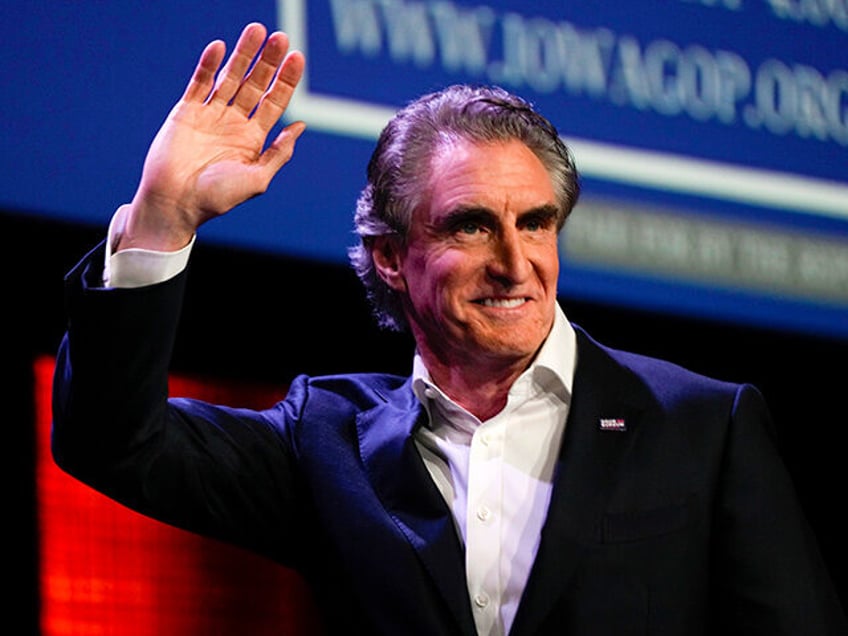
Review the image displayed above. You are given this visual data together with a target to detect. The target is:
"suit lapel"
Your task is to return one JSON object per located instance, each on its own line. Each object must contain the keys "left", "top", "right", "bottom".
{"left": 510, "top": 326, "right": 652, "bottom": 636}
{"left": 356, "top": 380, "right": 476, "bottom": 634}
{"left": 355, "top": 328, "right": 655, "bottom": 635}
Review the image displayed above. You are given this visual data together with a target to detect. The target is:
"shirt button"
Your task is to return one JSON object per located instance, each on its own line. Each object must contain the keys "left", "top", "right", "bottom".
{"left": 480, "top": 432, "right": 491, "bottom": 446}
{"left": 423, "top": 387, "right": 437, "bottom": 399}
{"left": 473, "top": 592, "right": 490, "bottom": 608}
{"left": 476, "top": 505, "right": 492, "bottom": 522}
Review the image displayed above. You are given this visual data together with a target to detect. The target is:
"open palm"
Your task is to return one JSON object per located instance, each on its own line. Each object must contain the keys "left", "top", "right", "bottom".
{"left": 121, "top": 23, "right": 305, "bottom": 251}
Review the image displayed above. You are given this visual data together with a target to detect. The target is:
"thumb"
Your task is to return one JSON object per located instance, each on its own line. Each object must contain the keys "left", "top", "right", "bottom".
{"left": 261, "top": 121, "right": 307, "bottom": 174}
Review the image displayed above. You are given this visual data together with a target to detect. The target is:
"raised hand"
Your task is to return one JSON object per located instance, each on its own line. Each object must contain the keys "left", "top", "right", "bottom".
{"left": 117, "top": 23, "right": 306, "bottom": 252}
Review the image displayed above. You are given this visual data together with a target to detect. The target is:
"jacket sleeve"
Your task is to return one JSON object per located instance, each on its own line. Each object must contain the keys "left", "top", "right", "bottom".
{"left": 51, "top": 243, "right": 306, "bottom": 564}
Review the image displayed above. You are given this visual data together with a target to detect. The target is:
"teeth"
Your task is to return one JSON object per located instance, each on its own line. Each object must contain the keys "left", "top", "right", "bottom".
{"left": 479, "top": 298, "right": 526, "bottom": 308}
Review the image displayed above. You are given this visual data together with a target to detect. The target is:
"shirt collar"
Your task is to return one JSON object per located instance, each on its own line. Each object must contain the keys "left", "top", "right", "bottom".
{"left": 412, "top": 302, "right": 577, "bottom": 418}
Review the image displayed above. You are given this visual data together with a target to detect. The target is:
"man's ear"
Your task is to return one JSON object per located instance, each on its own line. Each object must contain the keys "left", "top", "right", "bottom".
{"left": 371, "top": 235, "right": 407, "bottom": 292}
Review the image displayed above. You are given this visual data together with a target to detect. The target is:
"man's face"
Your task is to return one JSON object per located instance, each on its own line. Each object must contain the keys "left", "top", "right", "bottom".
{"left": 389, "top": 138, "right": 561, "bottom": 374}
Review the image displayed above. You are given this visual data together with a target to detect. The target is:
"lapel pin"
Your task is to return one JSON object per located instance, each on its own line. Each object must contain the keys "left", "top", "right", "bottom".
{"left": 599, "top": 418, "right": 627, "bottom": 432}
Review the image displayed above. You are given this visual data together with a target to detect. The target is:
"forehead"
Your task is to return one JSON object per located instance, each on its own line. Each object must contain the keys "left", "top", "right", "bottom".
{"left": 422, "top": 138, "right": 556, "bottom": 217}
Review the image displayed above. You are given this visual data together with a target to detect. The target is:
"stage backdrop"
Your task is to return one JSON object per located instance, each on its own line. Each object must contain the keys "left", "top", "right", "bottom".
{"left": 3, "top": 0, "right": 847, "bottom": 336}
{"left": 35, "top": 355, "right": 324, "bottom": 636}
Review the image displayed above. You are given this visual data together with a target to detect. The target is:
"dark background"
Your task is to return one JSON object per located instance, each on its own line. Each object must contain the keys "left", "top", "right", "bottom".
{"left": 6, "top": 208, "right": 847, "bottom": 633}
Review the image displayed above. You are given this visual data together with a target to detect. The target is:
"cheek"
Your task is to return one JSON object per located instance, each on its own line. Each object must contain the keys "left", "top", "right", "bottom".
{"left": 438, "top": 253, "right": 482, "bottom": 296}
{"left": 408, "top": 252, "right": 475, "bottom": 309}
{"left": 535, "top": 243, "right": 560, "bottom": 287}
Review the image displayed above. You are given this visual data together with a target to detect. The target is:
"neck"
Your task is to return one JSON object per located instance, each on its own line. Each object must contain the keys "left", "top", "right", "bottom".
{"left": 423, "top": 354, "right": 531, "bottom": 422}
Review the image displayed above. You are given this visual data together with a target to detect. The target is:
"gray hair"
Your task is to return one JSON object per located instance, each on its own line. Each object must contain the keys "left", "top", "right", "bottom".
{"left": 348, "top": 84, "right": 580, "bottom": 332}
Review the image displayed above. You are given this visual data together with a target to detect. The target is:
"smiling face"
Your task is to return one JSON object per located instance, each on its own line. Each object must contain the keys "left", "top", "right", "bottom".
{"left": 373, "top": 137, "right": 561, "bottom": 378}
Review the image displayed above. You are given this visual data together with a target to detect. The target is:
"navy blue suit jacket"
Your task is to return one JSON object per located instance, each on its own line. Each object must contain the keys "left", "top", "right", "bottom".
{"left": 52, "top": 244, "right": 847, "bottom": 635}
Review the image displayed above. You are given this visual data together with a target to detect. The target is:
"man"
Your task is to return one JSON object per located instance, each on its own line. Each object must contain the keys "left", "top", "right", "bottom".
{"left": 52, "top": 22, "right": 846, "bottom": 635}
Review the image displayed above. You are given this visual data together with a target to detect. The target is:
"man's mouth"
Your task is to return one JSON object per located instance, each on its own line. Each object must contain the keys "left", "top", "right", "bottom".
{"left": 475, "top": 297, "right": 528, "bottom": 308}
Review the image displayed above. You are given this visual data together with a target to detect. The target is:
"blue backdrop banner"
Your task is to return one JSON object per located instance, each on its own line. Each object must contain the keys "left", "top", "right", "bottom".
{"left": 3, "top": 1, "right": 847, "bottom": 336}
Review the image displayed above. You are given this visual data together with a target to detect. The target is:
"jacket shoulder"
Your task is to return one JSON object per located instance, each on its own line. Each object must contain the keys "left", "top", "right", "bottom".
{"left": 573, "top": 323, "right": 747, "bottom": 406}
{"left": 283, "top": 372, "right": 414, "bottom": 416}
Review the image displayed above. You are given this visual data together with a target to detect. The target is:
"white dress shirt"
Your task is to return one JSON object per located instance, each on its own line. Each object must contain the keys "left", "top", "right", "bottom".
{"left": 104, "top": 213, "right": 578, "bottom": 636}
{"left": 412, "top": 306, "right": 576, "bottom": 636}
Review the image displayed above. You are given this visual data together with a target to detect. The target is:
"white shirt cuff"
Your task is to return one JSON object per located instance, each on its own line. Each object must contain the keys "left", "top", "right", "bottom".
{"left": 103, "top": 204, "right": 196, "bottom": 288}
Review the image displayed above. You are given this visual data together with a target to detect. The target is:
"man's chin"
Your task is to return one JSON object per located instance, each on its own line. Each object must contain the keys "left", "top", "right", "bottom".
{"left": 467, "top": 337, "right": 543, "bottom": 367}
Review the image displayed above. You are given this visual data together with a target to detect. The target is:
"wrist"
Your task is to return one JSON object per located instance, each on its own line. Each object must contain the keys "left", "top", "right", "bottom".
{"left": 116, "top": 194, "right": 196, "bottom": 252}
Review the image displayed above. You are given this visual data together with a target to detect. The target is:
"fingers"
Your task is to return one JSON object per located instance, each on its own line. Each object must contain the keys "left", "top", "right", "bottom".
{"left": 228, "top": 31, "right": 291, "bottom": 116}
{"left": 195, "top": 23, "right": 304, "bottom": 128}
{"left": 251, "top": 50, "right": 305, "bottom": 131}
{"left": 208, "top": 22, "right": 269, "bottom": 106}
{"left": 182, "top": 40, "right": 226, "bottom": 103}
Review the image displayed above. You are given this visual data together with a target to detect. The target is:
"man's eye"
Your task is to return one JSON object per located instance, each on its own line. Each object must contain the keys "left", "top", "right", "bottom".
{"left": 458, "top": 222, "right": 482, "bottom": 235}
{"left": 523, "top": 215, "right": 554, "bottom": 232}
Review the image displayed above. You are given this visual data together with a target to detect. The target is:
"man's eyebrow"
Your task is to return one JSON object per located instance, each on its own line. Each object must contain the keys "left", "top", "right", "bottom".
{"left": 518, "top": 204, "right": 559, "bottom": 221}
{"left": 431, "top": 204, "right": 560, "bottom": 232}
{"left": 432, "top": 206, "right": 497, "bottom": 229}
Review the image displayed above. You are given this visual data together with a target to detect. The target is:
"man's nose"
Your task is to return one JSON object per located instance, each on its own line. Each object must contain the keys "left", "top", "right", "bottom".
{"left": 487, "top": 228, "right": 531, "bottom": 286}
